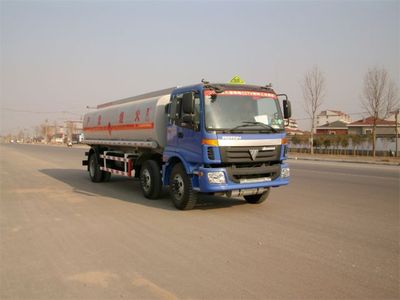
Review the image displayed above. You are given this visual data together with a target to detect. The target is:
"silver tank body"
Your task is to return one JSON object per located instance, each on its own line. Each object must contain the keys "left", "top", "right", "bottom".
{"left": 83, "top": 93, "right": 171, "bottom": 149}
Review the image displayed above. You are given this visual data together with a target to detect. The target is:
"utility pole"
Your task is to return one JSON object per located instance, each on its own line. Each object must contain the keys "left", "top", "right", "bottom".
{"left": 54, "top": 121, "right": 57, "bottom": 143}
{"left": 45, "top": 119, "right": 48, "bottom": 144}
{"left": 396, "top": 109, "right": 399, "bottom": 157}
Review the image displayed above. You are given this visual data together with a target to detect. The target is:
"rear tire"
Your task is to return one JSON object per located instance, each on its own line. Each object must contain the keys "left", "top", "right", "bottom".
{"left": 169, "top": 163, "right": 198, "bottom": 210}
{"left": 244, "top": 188, "right": 270, "bottom": 204}
{"left": 140, "top": 160, "right": 162, "bottom": 199}
{"left": 88, "top": 153, "right": 104, "bottom": 182}
{"left": 102, "top": 171, "right": 111, "bottom": 182}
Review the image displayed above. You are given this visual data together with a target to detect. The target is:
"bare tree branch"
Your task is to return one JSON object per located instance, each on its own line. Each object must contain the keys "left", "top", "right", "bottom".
{"left": 386, "top": 80, "right": 400, "bottom": 118}
{"left": 302, "top": 65, "right": 326, "bottom": 155}
{"left": 361, "top": 67, "right": 399, "bottom": 157}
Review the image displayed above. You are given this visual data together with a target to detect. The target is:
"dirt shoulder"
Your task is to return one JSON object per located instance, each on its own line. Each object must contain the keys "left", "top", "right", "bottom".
{"left": 288, "top": 152, "right": 400, "bottom": 166}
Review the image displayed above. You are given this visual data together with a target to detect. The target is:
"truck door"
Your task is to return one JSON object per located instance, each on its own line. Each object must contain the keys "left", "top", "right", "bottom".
{"left": 168, "top": 91, "right": 202, "bottom": 163}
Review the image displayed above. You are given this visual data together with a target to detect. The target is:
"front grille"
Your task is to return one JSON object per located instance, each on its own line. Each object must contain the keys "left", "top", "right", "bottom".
{"left": 226, "top": 164, "right": 281, "bottom": 183}
{"left": 219, "top": 146, "right": 281, "bottom": 163}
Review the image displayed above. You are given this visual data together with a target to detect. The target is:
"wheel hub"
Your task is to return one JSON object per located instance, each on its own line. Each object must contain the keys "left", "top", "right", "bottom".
{"left": 173, "top": 174, "right": 184, "bottom": 201}
{"left": 89, "top": 157, "right": 95, "bottom": 177}
{"left": 142, "top": 169, "right": 151, "bottom": 192}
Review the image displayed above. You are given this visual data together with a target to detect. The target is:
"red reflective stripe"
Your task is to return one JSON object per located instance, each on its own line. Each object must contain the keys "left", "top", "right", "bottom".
{"left": 204, "top": 90, "right": 277, "bottom": 98}
{"left": 100, "top": 166, "right": 135, "bottom": 177}
{"left": 100, "top": 155, "right": 129, "bottom": 162}
{"left": 84, "top": 122, "right": 154, "bottom": 132}
{"left": 100, "top": 167, "right": 128, "bottom": 176}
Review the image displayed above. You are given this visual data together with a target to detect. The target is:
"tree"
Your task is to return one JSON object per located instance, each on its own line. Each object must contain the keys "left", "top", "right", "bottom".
{"left": 340, "top": 135, "right": 349, "bottom": 155}
{"left": 313, "top": 135, "right": 322, "bottom": 153}
{"left": 322, "top": 135, "right": 332, "bottom": 153}
{"left": 364, "top": 133, "right": 373, "bottom": 156}
{"left": 290, "top": 135, "right": 301, "bottom": 152}
{"left": 299, "top": 135, "right": 309, "bottom": 153}
{"left": 40, "top": 120, "right": 52, "bottom": 143}
{"left": 332, "top": 135, "right": 340, "bottom": 155}
{"left": 361, "top": 67, "right": 399, "bottom": 157}
{"left": 17, "top": 129, "right": 25, "bottom": 142}
{"left": 302, "top": 66, "right": 326, "bottom": 155}
{"left": 34, "top": 126, "right": 41, "bottom": 138}
{"left": 350, "top": 135, "right": 362, "bottom": 156}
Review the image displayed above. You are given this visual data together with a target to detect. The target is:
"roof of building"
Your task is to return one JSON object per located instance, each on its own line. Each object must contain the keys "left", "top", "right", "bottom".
{"left": 317, "top": 120, "right": 348, "bottom": 128}
{"left": 318, "top": 110, "right": 349, "bottom": 116}
{"left": 348, "top": 116, "right": 396, "bottom": 126}
{"left": 285, "top": 128, "right": 304, "bottom": 135}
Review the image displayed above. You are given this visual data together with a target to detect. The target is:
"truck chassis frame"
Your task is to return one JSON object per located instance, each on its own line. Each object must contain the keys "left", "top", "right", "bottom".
{"left": 99, "top": 151, "right": 136, "bottom": 177}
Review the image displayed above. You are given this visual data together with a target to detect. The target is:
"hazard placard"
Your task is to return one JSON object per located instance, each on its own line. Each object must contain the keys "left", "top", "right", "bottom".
{"left": 230, "top": 75, "right": 245, "bottom": 84}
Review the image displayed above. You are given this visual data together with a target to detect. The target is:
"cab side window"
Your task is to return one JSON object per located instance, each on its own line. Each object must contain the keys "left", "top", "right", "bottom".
{"left": 193, "top": 93, "right": 200, "bottom": 126}
{"left": 169, "top": 94, "right": 182, "bottom": 125}
{"left": 170, "top": 91, "right": 200, "bottom": 130}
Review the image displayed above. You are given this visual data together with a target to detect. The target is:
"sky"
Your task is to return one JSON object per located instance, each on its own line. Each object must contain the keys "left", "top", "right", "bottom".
{"left": 0, "top": 0, "right": 399, "bottom": 135}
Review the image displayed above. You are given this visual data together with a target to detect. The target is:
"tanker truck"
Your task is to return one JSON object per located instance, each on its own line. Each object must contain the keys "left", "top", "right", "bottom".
{"left": 82, "top": 80, "right": 292, "bottom": 210}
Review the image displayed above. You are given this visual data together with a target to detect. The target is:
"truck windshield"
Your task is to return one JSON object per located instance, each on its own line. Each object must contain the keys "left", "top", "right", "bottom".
{"left": 204, "top": 90, "right": 284, "bottom": 132}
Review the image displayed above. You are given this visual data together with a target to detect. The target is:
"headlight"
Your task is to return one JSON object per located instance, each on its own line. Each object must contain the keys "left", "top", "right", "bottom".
{"left": 207, "top": 171, "right": 226, "bottom": 184}
{"left": 281, "top": 167, "right": 290, "bottom": 178}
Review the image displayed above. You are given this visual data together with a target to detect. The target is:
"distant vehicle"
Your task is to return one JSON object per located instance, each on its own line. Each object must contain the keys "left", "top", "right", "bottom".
{"left": 82, "top": 79, "right": 292, "bottom": 210}
{"left": 33, "top": 137, "right": 44, "bottom": 143}
{"left": 70, "top": 133, "right": 82, "bottom": 144}
{"left": 77, "top": 133, "right": 84, "bottom": 144}
{"left": 52, "top": 134, "right": 64, "bottom": 144}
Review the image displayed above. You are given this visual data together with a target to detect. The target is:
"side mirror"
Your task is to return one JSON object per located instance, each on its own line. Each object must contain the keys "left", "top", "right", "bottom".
{"left": 283, "top": 99, "right": 292, "bottom": 119}
{"left": 182, "top": 92, "right": 195, "bottom": 114}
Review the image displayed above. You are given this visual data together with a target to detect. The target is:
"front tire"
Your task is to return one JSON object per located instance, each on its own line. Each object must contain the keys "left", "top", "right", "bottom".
{"left": 244, "top": 188, "right": 270, "bottom": 204}
{"left": 140, "top": 160, "right": 162, "bottom": 199}
{"left": 169, "top": 163, "right": 198, "bottom": 210}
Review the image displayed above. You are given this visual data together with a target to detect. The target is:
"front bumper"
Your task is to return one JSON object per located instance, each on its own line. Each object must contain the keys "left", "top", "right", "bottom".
{"left": 196, "top": 163, "right": 289, "bottom": 193}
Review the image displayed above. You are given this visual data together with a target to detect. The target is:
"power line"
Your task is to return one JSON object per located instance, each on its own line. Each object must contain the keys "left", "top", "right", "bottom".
{"left": 1, "top": 108, "right": 83, "bottom": 116}
{"left": 294, "top": 111, "right": 369, "bottom": 121}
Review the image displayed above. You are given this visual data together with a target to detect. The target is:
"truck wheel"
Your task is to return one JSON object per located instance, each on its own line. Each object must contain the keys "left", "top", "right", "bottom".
{"left": 244, "top": 188, "right": 270, "bottom": 204}
{"left": 102, "top": 171, "right": 111, "bottom": 182}
{"left": 140, "top": 160, "right": 162, "bottom": 199}
{"left": 169, "top": 163, "right": 198, "bottom": 210}
{"left": 88, "top": 153, "right": 104, "bottom": 182}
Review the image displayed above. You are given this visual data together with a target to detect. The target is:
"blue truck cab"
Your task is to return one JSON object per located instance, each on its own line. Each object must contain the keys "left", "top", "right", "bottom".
{"left": 163, "top": 82, "right": 292, "bottom": 209}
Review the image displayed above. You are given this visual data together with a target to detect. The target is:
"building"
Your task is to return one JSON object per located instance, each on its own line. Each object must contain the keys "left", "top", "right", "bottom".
{"left": 347, "top": 117, "right": 398, "bottom": 137}
{"left": 64, "top": 120, "right": 83, "bottom": 143}
{"left": 316, "top": 120, "right": 348, "bottom": 135}
{"left": 284, "top": 118, "right": 304, "bottom": 135}
{"left": 317, "top": 110, "right": 352, "bottom": 127}
{"left": 385, "top": 110, "right": 400, "bottom": 122}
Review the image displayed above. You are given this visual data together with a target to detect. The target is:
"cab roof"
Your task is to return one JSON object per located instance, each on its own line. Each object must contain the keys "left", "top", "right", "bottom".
{"left": 173, "top": 82, "right": 276, "bottom": 94}
{"left": 97, "top": 82, "right": 276, "bottom": 109}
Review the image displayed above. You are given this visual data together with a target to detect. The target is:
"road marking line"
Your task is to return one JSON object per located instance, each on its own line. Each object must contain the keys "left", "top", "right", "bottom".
{"left": 296, "top": 168, "right": 399, "bottom": 180}
{"left": 67, "top": 271, "right": 118, "bottom": 288}
{"left": 132, "top": 275, "right": 178, "bottom": 300}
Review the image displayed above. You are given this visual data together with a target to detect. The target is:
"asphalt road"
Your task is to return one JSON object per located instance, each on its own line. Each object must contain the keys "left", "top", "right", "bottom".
{"left": 0, "top": 144, "right": 398, "bottom": 299}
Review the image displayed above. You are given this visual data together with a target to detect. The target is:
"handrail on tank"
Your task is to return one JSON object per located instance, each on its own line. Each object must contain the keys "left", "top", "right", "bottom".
{"left": 97, "top": 87, "right": 177, "bottom": 109}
